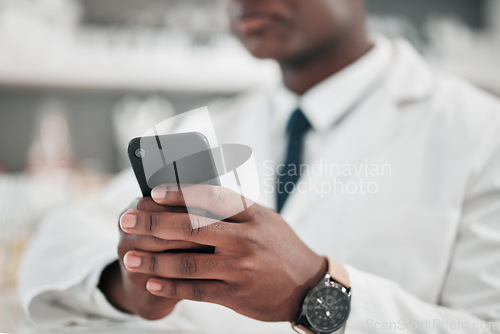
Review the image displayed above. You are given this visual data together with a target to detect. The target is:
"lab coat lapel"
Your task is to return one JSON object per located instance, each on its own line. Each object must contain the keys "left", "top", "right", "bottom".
{"left": 239, "top": 92, "right": 277, "bottom": 210}
{"left": 282, "top": 39, "right": 436, "bottom": 227}
{"left": 214, "top": 88, "right": 277, "bottom": 210}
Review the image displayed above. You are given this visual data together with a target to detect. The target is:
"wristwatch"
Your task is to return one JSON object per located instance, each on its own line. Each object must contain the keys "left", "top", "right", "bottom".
{"left": 293, "top": 259, "right": 351, "bottom": 334}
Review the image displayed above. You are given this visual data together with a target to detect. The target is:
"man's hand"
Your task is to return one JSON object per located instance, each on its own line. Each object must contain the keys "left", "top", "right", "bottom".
{"left": 99, "top": 197, "right": 212, "bottom": 320}
{"left": 119, "top": 184, "right": 328, "bottom": 322}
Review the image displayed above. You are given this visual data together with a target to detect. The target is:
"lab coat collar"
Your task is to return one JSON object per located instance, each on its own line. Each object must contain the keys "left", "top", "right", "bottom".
{"left": 387, "top": 38, "right": 436, "bottom": 106}
{"left": 271, "top": 36, "right": 436, "bottom": 135}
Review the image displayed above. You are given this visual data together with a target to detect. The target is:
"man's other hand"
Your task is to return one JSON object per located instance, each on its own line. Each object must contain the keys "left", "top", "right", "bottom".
{"left": 98, "top": 197, "right": 212, "bottom": 320}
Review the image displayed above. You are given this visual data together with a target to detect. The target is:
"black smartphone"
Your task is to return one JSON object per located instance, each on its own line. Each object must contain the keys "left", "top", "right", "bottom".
{"left": 127, "top": 132, "right": 221, "bottom": 197}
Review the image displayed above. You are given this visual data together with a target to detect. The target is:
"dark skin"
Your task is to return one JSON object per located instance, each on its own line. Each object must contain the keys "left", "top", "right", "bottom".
{"left": 99, "top": 0, "right": 370, "bottom": 322}
{"left": 227, "top": 0, "right": 371, "bottom": 94}
{"left": 99, "top": 198, "right": 211, "bottom": 320}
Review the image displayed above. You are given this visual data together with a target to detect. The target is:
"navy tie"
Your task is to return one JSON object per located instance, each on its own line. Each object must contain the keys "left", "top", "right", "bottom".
{"left": 276, "top": 108, "right": 312, "bottom": 213}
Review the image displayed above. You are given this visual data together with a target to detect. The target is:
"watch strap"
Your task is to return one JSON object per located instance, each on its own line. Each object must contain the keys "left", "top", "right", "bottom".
{"left": 291, "top": 323, "right": 315, "bottom": 334}
{"left": 325, "top": 257, "right": 350, "bottom": 289}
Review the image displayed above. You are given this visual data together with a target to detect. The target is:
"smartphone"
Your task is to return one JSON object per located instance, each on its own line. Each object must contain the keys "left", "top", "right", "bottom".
{"left": 127, "top": 132, "right": 220, "bottom": 197}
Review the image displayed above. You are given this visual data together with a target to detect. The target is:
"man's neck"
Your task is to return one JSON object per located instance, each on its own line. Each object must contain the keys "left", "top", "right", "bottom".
{"left": 280, "top": 30, "right": 372, "bottom": 96}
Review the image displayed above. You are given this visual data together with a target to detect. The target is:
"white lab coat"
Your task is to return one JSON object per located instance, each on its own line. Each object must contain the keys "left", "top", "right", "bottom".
{"left": 18, "top": 39, "right": 500, "bottom": 333}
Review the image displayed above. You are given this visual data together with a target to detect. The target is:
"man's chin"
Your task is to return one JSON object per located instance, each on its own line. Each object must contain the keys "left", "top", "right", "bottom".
{"left": 241, "top": 39, "right": 290, "bottom": 61}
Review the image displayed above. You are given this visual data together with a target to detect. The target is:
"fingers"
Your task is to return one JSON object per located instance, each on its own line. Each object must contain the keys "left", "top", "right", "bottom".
{"left": 151, "top": 184, "right": 254, "bottom": 221}
{"left": 124, "top": 251, "right": 230, "bottom": 280}
{"left": 120, "top": 200, "right": 212, "bottom": 253}
{"left": 119, "top": 233, "right": 213, "bottom": 253}
{"left": 120, "top": 211, "right": 236, "bottom": 247}
{"left": 146, "top": 278, "right": 229, "bottom": 304}
{"left": 135, "top": 197, "right": 188, "bottom": 213}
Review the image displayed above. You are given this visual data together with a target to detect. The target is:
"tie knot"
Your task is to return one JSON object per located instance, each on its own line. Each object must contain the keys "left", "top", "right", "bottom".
{"left": 286, "top": 108, "right": 311, "bottom": 136}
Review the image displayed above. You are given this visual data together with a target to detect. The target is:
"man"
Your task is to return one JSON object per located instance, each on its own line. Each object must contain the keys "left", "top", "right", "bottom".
{"left": 19, "top": 0, "right": 500, "bottom": 333}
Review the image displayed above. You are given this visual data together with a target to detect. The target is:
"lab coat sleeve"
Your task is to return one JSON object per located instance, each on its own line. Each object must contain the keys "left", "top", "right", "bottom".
{"left": 342, "top": 122, "right": 500, "bottom": 333}
{"left": 17, "top": 170, "right": 141, "bottom": 326}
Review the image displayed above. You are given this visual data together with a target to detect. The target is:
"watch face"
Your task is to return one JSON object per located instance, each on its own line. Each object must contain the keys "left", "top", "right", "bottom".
{"left": 305, "top": 285, "right": 350, "bottom": 332}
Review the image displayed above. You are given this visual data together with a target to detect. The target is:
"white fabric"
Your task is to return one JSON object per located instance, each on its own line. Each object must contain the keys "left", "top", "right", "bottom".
{"left": 18, "top": 36, "right": 500, "bottom": 333}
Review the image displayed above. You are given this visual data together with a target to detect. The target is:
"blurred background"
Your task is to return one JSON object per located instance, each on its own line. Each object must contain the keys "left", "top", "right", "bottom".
{"left": 0, "top": 0, "right": 499, "bottom": 330}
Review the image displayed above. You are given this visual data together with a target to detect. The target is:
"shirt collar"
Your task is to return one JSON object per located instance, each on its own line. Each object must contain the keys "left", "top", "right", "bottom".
{"left": 272, "top": 35, "right": 393, "bottom": 132}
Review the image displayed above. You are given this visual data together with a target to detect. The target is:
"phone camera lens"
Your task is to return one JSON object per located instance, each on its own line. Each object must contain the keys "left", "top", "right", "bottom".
{"left": 135, "top": 148, "right": 146, "bottom": 159}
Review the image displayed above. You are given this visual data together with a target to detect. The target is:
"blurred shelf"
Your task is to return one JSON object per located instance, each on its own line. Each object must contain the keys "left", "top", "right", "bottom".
{"left": 0, "top": 0, "right": 281, "bottom": 94}
{"left": 0, "top": 43, "right": 279, "bottom": 93}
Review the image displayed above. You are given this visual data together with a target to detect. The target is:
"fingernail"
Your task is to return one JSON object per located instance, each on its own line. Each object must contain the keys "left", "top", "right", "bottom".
{"left": 120, "top": 213, "right": 137, "bottom": 230}
{"left": 147, "top": 281, "right": 163, "bottom": 292}
{"left": 124, "top": 253, "right": 142, "bottom": 269}
{"left": 152, "top": 185, "right": 167, "bottom": 202}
